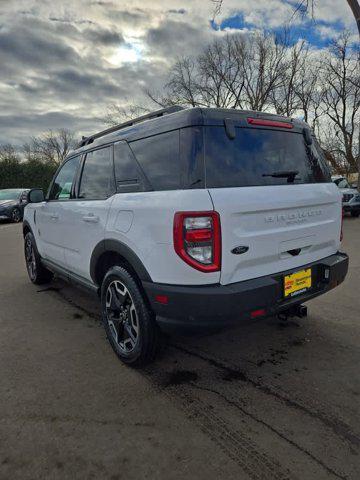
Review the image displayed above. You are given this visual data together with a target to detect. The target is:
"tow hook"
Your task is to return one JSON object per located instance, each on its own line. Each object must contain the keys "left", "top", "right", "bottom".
{"left": 278, "top": 304, "right": 308, "bottom": 321}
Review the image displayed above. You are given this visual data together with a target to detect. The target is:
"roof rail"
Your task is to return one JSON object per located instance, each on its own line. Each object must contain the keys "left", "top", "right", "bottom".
{"left": 77, "top": 105, "right": 185, "bottom": 148}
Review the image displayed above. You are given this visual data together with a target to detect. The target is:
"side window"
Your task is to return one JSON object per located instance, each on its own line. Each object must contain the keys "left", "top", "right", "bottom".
{"left": 48, "top": 156, "right": 80, "bottom": 201}
{"left": 79, "top": 147, "right": 113, "bottom": 200}
{"left": 129, "top": 130, "right": 180, "bottom": 191}
{"left": 114, "top": 142, "right": 144, "bottom": 192}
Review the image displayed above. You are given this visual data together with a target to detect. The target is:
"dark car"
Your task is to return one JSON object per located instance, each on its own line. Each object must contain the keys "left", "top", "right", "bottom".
{"left": 0, "top": 189, "right": 30, "bottom": 223}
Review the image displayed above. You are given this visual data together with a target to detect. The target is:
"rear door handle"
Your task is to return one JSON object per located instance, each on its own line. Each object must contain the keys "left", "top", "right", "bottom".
{"left": 50, "top": 214, "right": 59, "bottom": 220}
{"left": 82, "top": 214, "right": 99, "bottom": 223}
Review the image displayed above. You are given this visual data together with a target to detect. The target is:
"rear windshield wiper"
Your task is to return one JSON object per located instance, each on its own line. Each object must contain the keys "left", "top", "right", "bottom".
{"left": 262, "top": 170, "right": 299, "bottom": 183}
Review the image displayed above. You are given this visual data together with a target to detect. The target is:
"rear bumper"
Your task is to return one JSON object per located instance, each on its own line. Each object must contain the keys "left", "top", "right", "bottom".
{"left": 143, "top": 252, "right": 349, "bottom": 332}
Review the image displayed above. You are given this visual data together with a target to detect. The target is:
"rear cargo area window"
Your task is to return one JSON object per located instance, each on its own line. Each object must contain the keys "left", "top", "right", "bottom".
{"left": 130, "top": 131, "right": 180, "bottom": 191}
{"left": 205, "top": 127, "right": 330, "bottom": 188}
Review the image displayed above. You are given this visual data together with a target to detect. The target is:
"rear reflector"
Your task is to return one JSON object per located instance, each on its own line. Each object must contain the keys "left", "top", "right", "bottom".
{"left": 155, "top": 295, "right": 168, "bottom": 305}
{"left": 247, "top": 118, "right": 294, "bottom": 129}
{"left": 250, "top": 309, "right": 266, "bottom": 319}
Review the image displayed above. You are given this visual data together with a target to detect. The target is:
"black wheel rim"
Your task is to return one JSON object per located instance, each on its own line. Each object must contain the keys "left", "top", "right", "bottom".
{"left": 105, "top": 280, "right": 139, "bottom": 354}
{"left": 12, "top": 209, "right": 21, "bottom": 222}
{"left": 25, "top": 238, "right": 37, "bottom": 281}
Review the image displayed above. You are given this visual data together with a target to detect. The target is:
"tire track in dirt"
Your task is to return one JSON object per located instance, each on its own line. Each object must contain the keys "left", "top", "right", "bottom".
{"left": 171, "top": 344, "right": 360, "bottom": 449}
{"left": 46, "top": 286, "right": 357, "bottom": 479}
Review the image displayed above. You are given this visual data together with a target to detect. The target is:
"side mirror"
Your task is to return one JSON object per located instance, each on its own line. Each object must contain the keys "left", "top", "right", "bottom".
{"left": 28, "top": 188, "right": 45, "bottom": 203}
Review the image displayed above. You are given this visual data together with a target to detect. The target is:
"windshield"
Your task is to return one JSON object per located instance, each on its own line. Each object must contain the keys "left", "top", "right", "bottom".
{"left": 0, "top": 189, "right": 22, "bottom": 201}
{"left": 204, "top": 127, "right": 331, "bottom": 188}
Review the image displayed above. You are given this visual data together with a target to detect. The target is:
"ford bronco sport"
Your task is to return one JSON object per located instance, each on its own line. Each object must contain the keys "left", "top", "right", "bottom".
{"left": 23, "top": 107, "right": 349, "bottom": 366}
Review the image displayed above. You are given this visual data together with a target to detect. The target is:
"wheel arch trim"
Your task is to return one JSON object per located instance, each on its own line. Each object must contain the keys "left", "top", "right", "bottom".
{"left": 90, "top": 239, "right": 153, "bottom": 285}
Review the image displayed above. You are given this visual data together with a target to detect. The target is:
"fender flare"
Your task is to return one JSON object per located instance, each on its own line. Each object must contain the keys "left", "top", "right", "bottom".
{"left": 90, "top": 239, "right": 152, "bottom": 284}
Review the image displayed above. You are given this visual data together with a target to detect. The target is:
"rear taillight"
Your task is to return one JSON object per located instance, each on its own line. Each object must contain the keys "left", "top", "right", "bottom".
{"left": 173, "top": 211, "right": 221, "bottom": 272}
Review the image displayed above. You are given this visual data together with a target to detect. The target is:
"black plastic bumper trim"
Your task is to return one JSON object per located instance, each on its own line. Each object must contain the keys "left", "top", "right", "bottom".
{"left": 143, "top": 252, "right": 349, "bottom": 331}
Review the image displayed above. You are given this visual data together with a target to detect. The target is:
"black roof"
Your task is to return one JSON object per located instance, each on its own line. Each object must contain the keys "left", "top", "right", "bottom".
{"left": 70, "top": 106, "right": 309, "bottom": 156}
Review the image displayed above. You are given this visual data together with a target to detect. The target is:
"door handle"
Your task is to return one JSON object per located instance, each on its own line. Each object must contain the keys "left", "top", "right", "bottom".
{"left": 50, "top": 214, "right": 59, "bottom": 220}
{"left": 82, "top": 214, "right": 99, "bottom": 223}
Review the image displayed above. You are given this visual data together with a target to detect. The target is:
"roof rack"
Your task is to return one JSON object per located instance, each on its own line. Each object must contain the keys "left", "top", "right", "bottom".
{"left": 77, "top": 105, "right": 185, "bottom": 148}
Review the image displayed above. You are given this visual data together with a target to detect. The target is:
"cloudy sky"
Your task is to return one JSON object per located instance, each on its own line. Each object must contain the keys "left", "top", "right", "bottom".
{"left": 0, "top": 0, "right": 356, "bottom": 146}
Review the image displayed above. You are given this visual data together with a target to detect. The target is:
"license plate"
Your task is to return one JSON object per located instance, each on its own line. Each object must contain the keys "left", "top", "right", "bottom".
{"left": 284, "top": 269, "right": 312, "bottom": 298}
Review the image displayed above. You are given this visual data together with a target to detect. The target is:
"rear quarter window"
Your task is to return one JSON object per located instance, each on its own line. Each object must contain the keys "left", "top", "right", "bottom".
{"left": 114, "top": 141, "right": 147, "bottom": 193}
{"left": 129, "top": 131, "right": 180, "bottom": 191}
{"left": 205, "top": 127, "right": 330, "bottom": 188}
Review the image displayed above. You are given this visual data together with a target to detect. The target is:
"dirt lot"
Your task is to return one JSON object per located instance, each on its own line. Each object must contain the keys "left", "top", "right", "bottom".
{"left": 0, "top": 219, "right": 359, "bottom": 480}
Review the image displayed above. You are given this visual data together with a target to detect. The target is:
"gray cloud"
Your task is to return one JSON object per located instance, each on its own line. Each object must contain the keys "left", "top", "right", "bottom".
{"left": 145, "top": 19, "right": 214, "bottom": 59}
{"left": 0, "top": 0, "right": 346, "bottom": 148}
{"left": 167, "top": 9, "right": 187, "bottom": 15}
{"left": 83, "top": 27, "right": 125, "bottom": 45}
{"left": 104, "top": 8, "right": 148, "bottom": 28}
{"left": 0, "top": 5, "right": 211, "bottom": 146}
{"left": 0, "top": 23, "right": 79, "bottom": 68}
{"left": 0, "top": 111, "right": 102, "bottom": 145}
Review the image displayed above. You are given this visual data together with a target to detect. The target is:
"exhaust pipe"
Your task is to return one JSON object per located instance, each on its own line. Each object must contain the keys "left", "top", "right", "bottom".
{"left": 278, "top": 304, "right": 308, "bottom": 320}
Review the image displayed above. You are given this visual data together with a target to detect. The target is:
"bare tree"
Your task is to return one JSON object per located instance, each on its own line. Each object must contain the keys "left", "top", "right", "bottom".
{"left": 270, "top": 40, "right": 309, "bottom": 117}
{"left": 321, "top": 33, "right": 359, "bottom": 174}
{"left": 0, "top": 144, "right": 20, "bottom": 162}
{"left": 293, "top": 0, "right": 360, "bottom": 35}
{"left": 163, "top": 33, "right": 287, "bottom": 112}
{"left": 239, "top": 33, "right": 287, "bottom": 111}
{"left": 320, "top": 123, "right": 353, "bottom": 175}
{"left": 211, "top": 0, "right": 224, "bottom": 20}
{"left": 181, "top": 35, "right": 246, "bottom": 108}
{"left": 294, "top": 55, "right": 324, "bottom": 132}
{"left": 24, "top": 129, "right": 76, "bottom": 165}
{"left": 103, "top": 103, "right": 152, "bottom": 126}
{"left": 212, "top": 0, "right": 360, "bottom": 35}
{"left": 166, "top": 57, "right": 204, "bottom": 107}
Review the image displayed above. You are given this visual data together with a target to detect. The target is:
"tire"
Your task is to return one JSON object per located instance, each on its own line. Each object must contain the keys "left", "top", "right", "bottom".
{"left": 24, "top": 232, "right": 53, "bottom": 285}
{"left": 351, "top": 211, "right": 360, "bottom": 218}
{"left": 11, "top": 207, "right": 22, "bottom": 223}
{"left": 101, "top": 266, "right": 159, "bottom": 366}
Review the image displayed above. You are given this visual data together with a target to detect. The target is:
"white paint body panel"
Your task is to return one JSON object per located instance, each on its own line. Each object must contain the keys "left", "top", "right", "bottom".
{"left": 208, "top": 183, "right": 342, "bottom": 285}
{"left": 25, "top": 182, "right": 342, "bottom": 288}
{"left": 60, "top": 198, "right": 112, "bottom": 279}
{"left": 35, "top": 201, "right": 67, "bottom": 267}
{"left": 106, "top": 190, "right": 219, "bottom": 285}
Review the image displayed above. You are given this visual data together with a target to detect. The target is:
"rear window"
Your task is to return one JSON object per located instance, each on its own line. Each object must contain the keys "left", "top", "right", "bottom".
{"left": 205, "top": 127, "right": 330, "bottom": 188}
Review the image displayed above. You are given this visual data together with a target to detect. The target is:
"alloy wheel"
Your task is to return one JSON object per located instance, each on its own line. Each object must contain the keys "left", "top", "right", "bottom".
{"left": 25, "top": 237, "right": 37, "bottom": 281}
{"left": 12, "top": 209, "right": 21, "bottom": 223}
{"left": 105, "top": 280, "right": 139, "bottom": 354}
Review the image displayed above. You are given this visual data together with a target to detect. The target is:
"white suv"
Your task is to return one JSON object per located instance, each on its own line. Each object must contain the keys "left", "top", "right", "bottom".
{"left": 23, "top": 107, "right": 349, "bottom": 366}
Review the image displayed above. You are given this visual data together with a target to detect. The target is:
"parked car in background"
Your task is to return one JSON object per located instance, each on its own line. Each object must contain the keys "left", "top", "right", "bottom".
{"left": 331, "top": 176, "right": 360, "bottom": 217}
{"left": 0, "top": 189, "right": 30, "bottom": 223}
